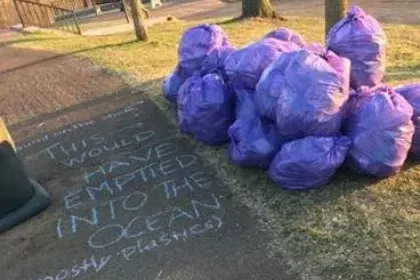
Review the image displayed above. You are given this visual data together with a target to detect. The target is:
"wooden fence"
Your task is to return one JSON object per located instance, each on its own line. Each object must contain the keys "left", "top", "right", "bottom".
{"left": 51, "top": 0, "right": 96, "bottom": 11}
{"left": 0, "top": 0, "right": 20, "bottom": 27}
{"left": 13, "top": 0, "right": 81, "bottom": 34}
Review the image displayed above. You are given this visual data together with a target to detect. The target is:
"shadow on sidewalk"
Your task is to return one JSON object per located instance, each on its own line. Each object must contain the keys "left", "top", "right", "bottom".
{"left": 0, "top": 39, "right": 137, "bottom": 75}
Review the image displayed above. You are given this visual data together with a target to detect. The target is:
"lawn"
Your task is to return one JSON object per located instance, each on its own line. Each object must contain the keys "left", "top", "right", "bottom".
{"left": 11, "top": 17, "right": 420, "bottom": 280}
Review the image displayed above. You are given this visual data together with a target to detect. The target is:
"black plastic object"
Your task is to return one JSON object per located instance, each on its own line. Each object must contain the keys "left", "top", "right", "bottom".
{"left": 0, "top": 141, "right": 50, "bottom": 233}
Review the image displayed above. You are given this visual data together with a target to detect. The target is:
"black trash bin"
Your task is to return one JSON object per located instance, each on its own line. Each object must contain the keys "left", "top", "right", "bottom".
{"left": 0, "top": 141, "right": 50, "bottom": 233}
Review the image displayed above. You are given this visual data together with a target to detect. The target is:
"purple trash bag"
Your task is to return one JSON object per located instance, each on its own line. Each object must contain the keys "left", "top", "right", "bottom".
{"left": 201, "top": 44, "right": 234, "bottom": 74}
{"left": 394, "top": 84, "right": 420, "bottom": 159}
{"left": 228, "top": 88, "right": 284, "bottom": 169}
{"left": 344, "top": 85, "right": 415, "bottom": 177}
{"left": 326, "top": 5, "right": 387, "bottom": 89}
{"left": 177, "top": 72, "right": 234, "bottom": 145}
{"left": 255, "top": 44, "right": 349, "bottom": 120}
{"left": 264, "top": 27, "right": 306, "bottom": 47}
{"left": 306, "top": 44, "right": 352, "bottom": 81}
{"left": 304, "top": 43, "right": 325, "bottom": 53}
{"left": 224, "top": 38, "right": 300, "bottom": 90}
{"left": 178, "top": 24, "right": 232, "bottom": 77}
{"left": 275, "top": 49, "right": 351, "bottom": 140}
{"left": 254, "top": 50, "right": 296, "bottom": 120}
{"left": 268, "top": 136, "right": 351, "bottom": 190}
{"left": 162, "top": 67, "right": 186, "bottom": 103}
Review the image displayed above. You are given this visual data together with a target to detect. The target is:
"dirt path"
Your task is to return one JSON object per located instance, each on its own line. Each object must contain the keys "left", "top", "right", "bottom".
{"left": 0, "top": 44, "right": 127, "bottom": 141}
{"left": 0, "top": 29, "right": 19, "bottom": 44}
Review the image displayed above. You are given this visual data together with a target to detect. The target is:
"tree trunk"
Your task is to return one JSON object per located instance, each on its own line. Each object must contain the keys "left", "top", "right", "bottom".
{"left": 128, "top": 0, "right": 148, "bottom": 41}
{"left": 242, "top": 0, "right": 284, "bottom": 19}
{"left": 324, "top": 0, "right": 348, "bottom": 35}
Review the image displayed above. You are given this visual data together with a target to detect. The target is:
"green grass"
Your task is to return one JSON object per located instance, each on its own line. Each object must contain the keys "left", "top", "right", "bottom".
{"left": 12, "top": 17, "right": 420, "bottom": 280}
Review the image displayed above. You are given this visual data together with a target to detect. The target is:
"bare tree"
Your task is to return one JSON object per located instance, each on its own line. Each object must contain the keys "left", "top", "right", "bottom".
{"left": 242, "top": 0, "right": 285, "bottom": 19}
{"left": 324, "top": 0, "right": 348, "bottom": 34}
{"left": 127, "top": 0, "right": 148, "bottom": 41}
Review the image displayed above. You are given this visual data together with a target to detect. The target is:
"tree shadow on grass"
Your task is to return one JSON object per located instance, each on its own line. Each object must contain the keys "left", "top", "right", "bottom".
{"left": 0, "top": 39, "right": 138, "bottom": 75}
{"left": 269, "top": 154, "right": 419, "bottom": 210}
{"left": 217, "top": 14, "right": 288, "bottom": 27}
{"left": 217, "top": 17, "right": 246, "bottom": 25}
{"left": 0, "top": 36, "right": 66, "bottom": 48}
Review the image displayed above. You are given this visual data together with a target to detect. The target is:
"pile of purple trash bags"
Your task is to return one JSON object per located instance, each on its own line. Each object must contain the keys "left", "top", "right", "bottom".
{"left": 162, "top": 5, "right": 419, "bottom": 190}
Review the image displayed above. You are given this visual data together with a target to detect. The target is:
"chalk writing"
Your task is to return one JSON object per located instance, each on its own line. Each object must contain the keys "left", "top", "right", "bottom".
{"left": 83, "top": 142, "right": 177, "bottom": 184}
{"left": 28, "top": 254, "right": 112, "bottom": 280}
{"left": 57, "top": 191, "right": 220, "bottom": 241}
{"left": 17, "top": 100, "right": 144, "bottom": 152}
{"left": 155, "top": 270, "right": 164, "bottom": 280}
{"left": 101, "top": 101, "right": 144, "bottom": 121}
{"left": 22, "top": 99, "right": 227, "bottom": 280}
{"left": 87, "top": 195, "right": 221, "bottom": 249}
{"left": 156, "top": 171, "right": 212, "bottom": 199}
{"left": 119, "top": 215, "right": 223, "bottom": 260}
{"left": 60, "top": 158, "right": 201, "bottom": 213}
{"left": 16, "top": 121, "right": 95, "bottom": 153}
{"left": 57, "top": 190, "right": 150, "bottom": 237}
{"left": 36, "top": 129, "right": 156, "bottom": 166}
{"left": 87, "top": 195, "right": 220, "bottom": 249}
{"left": 30, "top": 214, "right": 221, "bottom": 280}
